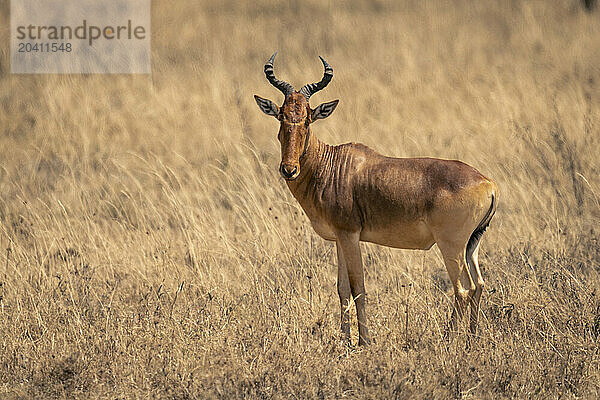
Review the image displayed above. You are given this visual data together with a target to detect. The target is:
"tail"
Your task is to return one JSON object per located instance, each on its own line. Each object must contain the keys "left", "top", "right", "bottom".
{"left": 466, "top": 191, "right": 496, "bottom": 259}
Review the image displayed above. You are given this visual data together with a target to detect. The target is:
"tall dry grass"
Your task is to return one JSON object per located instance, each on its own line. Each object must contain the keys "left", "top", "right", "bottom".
{"left": 0, "top": 0, "right": 599, "bottom": 398}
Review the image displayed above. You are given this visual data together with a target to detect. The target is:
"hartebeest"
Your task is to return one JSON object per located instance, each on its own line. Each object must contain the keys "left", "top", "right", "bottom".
{"left": 254, "top": 53, "right": 497, "bottom": 345}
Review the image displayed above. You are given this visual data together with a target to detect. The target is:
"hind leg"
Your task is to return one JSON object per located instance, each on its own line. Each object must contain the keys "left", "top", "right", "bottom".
{"left": 467, "top": 242, "right": 485, "bottom": 334}
{"left": 437, "top": 240, "right": 475, "bottom": 333}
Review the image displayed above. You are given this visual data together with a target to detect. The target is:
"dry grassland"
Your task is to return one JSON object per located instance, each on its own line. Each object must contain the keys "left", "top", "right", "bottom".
{"left": 1, "top": 0, "right": 600, "bottom": 398}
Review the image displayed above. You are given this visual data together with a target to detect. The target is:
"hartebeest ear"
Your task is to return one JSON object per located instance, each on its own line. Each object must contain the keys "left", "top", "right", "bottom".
{"left": 311, "top": 99, "right": 339, "bottom": 121}
{"left": 254, "top": 95, "right": 279, "bottom": 118}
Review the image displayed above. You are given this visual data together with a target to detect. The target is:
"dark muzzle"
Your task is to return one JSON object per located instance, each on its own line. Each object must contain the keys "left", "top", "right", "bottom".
{"left": 280, "top": 163, "right": 299, "bottom": 180}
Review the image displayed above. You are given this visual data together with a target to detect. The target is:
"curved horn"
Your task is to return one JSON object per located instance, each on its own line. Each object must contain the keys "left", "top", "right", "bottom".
{"left": 299, "top": 56, "right": 333, "bottom": 100}
{"left": 264, "top": 52, "right": 294, "bottom": 97}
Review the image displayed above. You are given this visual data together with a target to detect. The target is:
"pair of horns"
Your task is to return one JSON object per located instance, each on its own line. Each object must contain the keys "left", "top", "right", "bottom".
{"left": 264, "top": 52, "right": 333, "bottom": 100}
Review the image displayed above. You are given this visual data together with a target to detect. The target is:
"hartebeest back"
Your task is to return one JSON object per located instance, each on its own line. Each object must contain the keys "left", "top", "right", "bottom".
{"left": 255, "top": 53, "right": 497, "bottom": 345}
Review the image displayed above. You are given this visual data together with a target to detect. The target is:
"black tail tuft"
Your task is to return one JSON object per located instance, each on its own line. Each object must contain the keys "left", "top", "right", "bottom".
{"left": 466, "top": 193, "right": 496, "bottom": 260}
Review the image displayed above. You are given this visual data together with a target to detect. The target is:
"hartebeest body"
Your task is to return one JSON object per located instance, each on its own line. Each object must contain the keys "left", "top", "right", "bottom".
{"left": 255, "top": 54, "right": 497, "bottom": 345}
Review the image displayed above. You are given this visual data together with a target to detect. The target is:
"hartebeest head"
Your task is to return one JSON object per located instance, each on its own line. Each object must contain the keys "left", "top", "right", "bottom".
{"left": 254, "top": 53, "right": 339, "bottom": 181}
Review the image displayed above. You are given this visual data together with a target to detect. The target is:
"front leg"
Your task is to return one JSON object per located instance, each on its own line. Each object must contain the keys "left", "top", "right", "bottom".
{"left": 336, "top": 242, "right": 351, "bottom": 342}
{"left": 336, "top": 230, "right": 370, "bottom": 345}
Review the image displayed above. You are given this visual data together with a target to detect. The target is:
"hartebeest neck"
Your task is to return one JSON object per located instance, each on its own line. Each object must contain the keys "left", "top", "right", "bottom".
{"left": 285, "top": 133, "right": 332, "bottom": 196}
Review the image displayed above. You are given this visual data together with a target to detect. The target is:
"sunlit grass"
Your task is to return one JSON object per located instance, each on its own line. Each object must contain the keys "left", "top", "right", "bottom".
{"left": 0, "top": 1, "right": 599, "bottom": 398}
